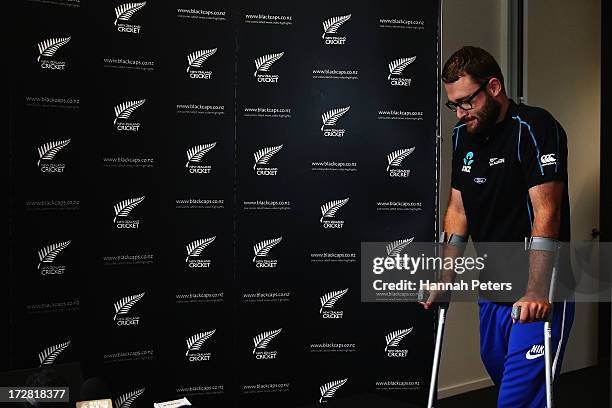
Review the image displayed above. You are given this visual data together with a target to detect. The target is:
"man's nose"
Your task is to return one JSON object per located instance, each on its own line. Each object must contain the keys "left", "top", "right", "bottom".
{"left": 456, "top": 107, "right": 469, "bottom": 120}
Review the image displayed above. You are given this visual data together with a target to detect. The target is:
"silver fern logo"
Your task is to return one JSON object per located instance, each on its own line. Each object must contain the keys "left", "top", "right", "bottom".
{"left": 388, "top": 56, "right": 416, "bottom": 86}
{"left": 253, "top": 52, "right": 284, "bottom": 83}
{"left": 385, "top": 328, "right": 413, "bottom": 357}
{"left": 77, "top": 401, "right": 113, "bottom": 408}
{"left": 186, "top": 48, "right": 217, "bottom": 79}
{"left": 113, "top": 99, "right": 145, "bottom": 131}
{"left": 113, "top": 292, "right": 145, "bottom": 326}
{"left": 320, "top": 198, "right": 349, "bottom": 228}
{"left": 185, "top": 142, "right": 216, "bottom": 174}
{"left": 37, "top": 37, "right": 70, "bottom": 70}
{"left": 386, "top": 237, "right": 414, "bottom": 257}
{"left": 319, "top": 378, "right": 348, "bottom": 403}
{"left": 113, "top": 195, "right": 145, "bottom": 228}
{"left": 320, "top": 288, "right": 348, "bottom": 319}
{"left": 185, "top": 236, "right": 216, "bottom": 268}
{"left": 114, "top": 387, "right": 145, "bottom": 408}
{"left": 186, "top": 330, "right": 216, "bottom": 362}
{"left": 253, "top": 144, "right": 283, "bottom": 176}
{"left": 114, "top": 2, "right": 146, "bottom": 34}
{"left": 252, "top": 328, "right": 282, "bottom": 359}
{"left": 38, "top": 340, "right": 71, "bottom": 366}
{"left": 386, "top": 147, "right": 415, "bottom": 177}
{"left": 252, "top": 237, "right": 282, "bottom": 268}
{"left": 37, "top": 240, "right": 71, "bottom": 275}
{"left": 321, "top": 106, "right": 350, "bottom": 137}
{"left": 37, "top": 139, "right": 70, "bottom": 173}
{"left": 321, "top": 14, "right": 351, "bottom": 45}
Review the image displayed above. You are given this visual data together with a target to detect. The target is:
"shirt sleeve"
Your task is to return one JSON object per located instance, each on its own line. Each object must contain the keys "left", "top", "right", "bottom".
{"left": 516, "top": 110, "right": 568, "bottom": 189}
{"left": 450, "top": 125, "right": 463, "bottom": 191}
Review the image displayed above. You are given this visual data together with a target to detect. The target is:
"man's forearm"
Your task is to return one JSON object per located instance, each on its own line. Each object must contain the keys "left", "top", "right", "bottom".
{"left": 440, "top": 244, "right": 462, "bottom": 283}
{"left": 440, "top": 209, "right": 469, "bottom": 283}
{"left": 444, "top": 208, "right": 469, "bottom": 238}
{"left": 525, "top": 250, "right": 554, "bottom": 298}
{"left": 525, "top": 215, "right": 560, "bottom": 298}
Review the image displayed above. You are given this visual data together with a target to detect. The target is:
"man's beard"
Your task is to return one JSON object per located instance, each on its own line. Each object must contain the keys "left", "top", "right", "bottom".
{"left": 464, "top": 94, "right": 500, "bottom": 135}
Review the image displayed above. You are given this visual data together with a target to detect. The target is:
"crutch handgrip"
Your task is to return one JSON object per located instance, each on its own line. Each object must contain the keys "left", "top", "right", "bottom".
{"left": 418, "top": 289, "right": 451, "bottom": 310}
{"left": 511, "top": 304, "right": 553, "bottom": 322}
{"left": 511, "top": 305, "right": 521, "bottom": 321}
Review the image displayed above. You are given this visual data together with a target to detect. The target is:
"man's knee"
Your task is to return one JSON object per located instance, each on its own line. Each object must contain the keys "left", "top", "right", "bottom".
{"left": 480, "top": 342, "right": 505, "bottom": 385}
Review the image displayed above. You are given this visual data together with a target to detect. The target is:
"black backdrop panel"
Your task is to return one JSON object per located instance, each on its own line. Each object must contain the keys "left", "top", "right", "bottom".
{"left": 8, "top": 0, "right": 440, "bottom": 406}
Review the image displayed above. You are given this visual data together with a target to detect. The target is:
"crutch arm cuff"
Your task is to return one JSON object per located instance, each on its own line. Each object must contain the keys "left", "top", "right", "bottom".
{"left": 440, "top": 232, "right": 468, "bottom": 246}
{"left": 525, "top": 236, "right": 560, "bottom": 253}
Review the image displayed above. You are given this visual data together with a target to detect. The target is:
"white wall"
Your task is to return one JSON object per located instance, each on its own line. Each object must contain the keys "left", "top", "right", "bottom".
{"left": 525, "top": 0, "right": 601, "bottom": 373}
{"left": 437, "top": 0, "right": 601, "bottom": 398}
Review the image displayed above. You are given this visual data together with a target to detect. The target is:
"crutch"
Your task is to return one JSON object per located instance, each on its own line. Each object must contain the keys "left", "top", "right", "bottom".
{"left": 429, "top": 302, "right": 448, "bottom": 408}
{"left": 418, "top": 289, "right": 449, "bottom": 408}
{"left": 511, "top": 239, "right": 560, "bottom": 408}
{"left": 422, "top": 232, "right": 461, "bottom": 408}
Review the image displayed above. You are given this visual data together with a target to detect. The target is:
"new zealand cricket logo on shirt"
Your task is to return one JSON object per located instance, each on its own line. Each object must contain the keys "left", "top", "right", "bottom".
{"left": 462, "top": 151, "right": 474, "bottom": 173}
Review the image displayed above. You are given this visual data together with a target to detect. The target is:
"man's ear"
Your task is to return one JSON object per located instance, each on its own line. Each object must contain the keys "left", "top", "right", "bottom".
{"left": 488, "top": 78, "right": 503, "bottom": 97}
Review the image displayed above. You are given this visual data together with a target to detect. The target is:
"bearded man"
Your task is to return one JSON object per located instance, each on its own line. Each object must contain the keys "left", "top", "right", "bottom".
{"left": 421, "top": 46, "right": 576, "bottom": 408}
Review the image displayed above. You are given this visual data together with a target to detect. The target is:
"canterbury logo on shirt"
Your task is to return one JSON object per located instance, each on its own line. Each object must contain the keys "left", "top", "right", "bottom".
{"left": 540, "top": 153, "right": 556, "bottom": 166}
{"left": 489, "top": 157, "right": 505, "bottom": 166}
{"left": 525, "top": 344, "right": 545, "bottom": 360}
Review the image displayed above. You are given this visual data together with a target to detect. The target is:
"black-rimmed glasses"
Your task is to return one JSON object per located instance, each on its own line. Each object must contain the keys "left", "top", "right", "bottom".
{"left": 445, "top": 81, "right": 489, "bottom": 112}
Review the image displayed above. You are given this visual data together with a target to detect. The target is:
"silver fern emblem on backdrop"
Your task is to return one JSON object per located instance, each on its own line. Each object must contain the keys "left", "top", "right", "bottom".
{"left": 37, "top": 240, "right": 71, "bottom": 270}
{"left": 319, "top": 378, "right": 348, "bottom": 403}
{"left": 386, "top": 147, "right": 415, "bottom": 171}
{"left": 253, "top": 145, "right": 283, "bottom": 170}
{"left": 38, "top": 340, "right": 71, "bottom": 366}
{"left": 37, "top": 139, "right": 70, "bottom": 166}
{"left": 322, "top": 14, "right": 351, "bottom": 38}
{"left": 113, "top": 292, "right": 145, "bottom": 320}
{"left": 252, "top": 328, "right": 282, "bottom": 354}
{"left": 319, "top": 288, "right": 348, "bottom": 313}
{"left": 385, "top": 328, "right": 413, "bottom": 351}
{"left": 113, "top": 196, "right": 145, "bottom": 223}
{"left": 321, "top": 106, "right": 350, "bottom": 131}
{"left": 113, "top": 99, "right": 145, "bottom": 125}
{"left": 114, "top": 388, "right": 145, "bottom": 408}
{"left": 185, "top": 142, "right": 216, "bottom": 167}
{"left": 186, "top": 48, "right": 217, "bottom": 72}
{"left": 186, "top": 330, "right": 216, "bottom": 356}
{"left": 386, "top": 237, "right": 414, "bottom": 257}
{"left": 253, "top": 52, "right": 284, "bottom": 77}
{"left": 320, "top": 198, "right": 349, "bottom": 223}
{"left": 185, "top": 237, "right": 216, "bottom": 262}
{"left": 114, "top": 2, "right": 147, "bottom": 25}
{"left": 37, "top": 37, "right": 71, "bottom": 62}
{"left": 387, "top": 56, "right": 416, "bottom": 80}
{"left": 252, "top": 237, "right": 282, "bottom": 262}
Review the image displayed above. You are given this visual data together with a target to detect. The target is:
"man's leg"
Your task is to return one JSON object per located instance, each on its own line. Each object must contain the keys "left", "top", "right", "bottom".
{"left": 479, "top": 298, "right": 513, "bottom": 386}
{"left": 497, "top": 299, "right": 575, "bottom": 408}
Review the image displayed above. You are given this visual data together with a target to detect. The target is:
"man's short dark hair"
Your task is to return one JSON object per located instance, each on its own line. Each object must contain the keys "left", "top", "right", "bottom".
{"left": 442, "top": 46, "right": 505, "bottom": 90}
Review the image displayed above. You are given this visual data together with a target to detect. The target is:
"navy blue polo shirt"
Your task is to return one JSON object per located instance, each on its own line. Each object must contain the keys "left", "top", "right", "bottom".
{"left": 451, "top": 100, "right": 575, "bottom": 300}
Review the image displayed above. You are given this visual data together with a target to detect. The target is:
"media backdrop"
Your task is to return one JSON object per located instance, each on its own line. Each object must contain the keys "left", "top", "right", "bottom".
{"left": 8, "top": 0, "right": 441, "bottom": 406}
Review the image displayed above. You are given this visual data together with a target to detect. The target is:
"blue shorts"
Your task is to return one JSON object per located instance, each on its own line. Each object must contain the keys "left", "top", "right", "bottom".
{"left": 478, "top": 298, "right": 575, "bottom": 408}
